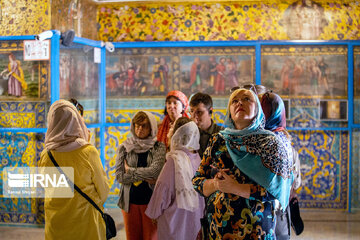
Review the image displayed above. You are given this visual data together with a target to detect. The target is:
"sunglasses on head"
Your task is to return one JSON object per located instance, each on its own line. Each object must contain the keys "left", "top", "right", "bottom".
{"left": 230, "top": 84, "right": 258, "bottom": 96}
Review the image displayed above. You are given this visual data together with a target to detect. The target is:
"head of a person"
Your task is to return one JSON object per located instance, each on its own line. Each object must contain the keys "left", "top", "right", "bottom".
{"left": 189, "top": 92, "right": 213, "bottom": 131}
{"left": 45, "top": 99, "right": 89, "bottom": 150}
{"left": 132, "top": 111, "right": 153, "bottom": 139}
{"left": 160, "top": 57, "right": 166, "bottom": 65}
{"left": 226, "top": 88, "right": 262, "bottom": 130}
{"left": 164, "top": 90, "right": 189, "bottom": 122}
{"left": 128, "top": 61, "right": 134, "bottom": 68}
{"left": 9, "top": 53, "right": 16, "bottom": 61}
{"left": 169, "top": 117, "right": 200, "bottom": 151}
{"left": 260, "top": 92, "right": 287, "bottom": 131}
{"left": 68, "top": 98, "right": 84, "bottom": 116}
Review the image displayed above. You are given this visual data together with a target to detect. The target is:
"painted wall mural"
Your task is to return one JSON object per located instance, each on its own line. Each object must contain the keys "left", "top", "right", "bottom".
{"left": 97, "top": 0, "right": 360, "bottom": 42}
{"left": 106, "top": 46, "right": 255, "bottom": 97}
{"left": 354, "top": 47, "right": 360, "bottom": 124}
{"left": 51, "top": 0, "right": 98, "bottom": 40}
{"left": 0, "top": 0, "right": 50, "bottom": 36}
{"left": 261, "top": 45, "right": 347, "bottom": 98}
{"left": 1, "top": 0, "right": 360, "bottom": 227}
{"left": 0, "top": 41, "right": 50, "bottom": 100}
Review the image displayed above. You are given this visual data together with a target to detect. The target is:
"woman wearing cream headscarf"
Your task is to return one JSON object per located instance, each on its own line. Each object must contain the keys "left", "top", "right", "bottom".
{"left": 146, "top": 118, "right": 205, "bottom": 240}
{"left": 116, "top": 111, "right": 166, "bottom": 240}
{"left": 39, "top": 99, "right": 110, "bottom": 240}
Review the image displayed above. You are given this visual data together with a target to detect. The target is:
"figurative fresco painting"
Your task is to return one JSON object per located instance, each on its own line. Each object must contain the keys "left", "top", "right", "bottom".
{"left": 261, "top": 46, "right": 347, "bottom": 97}
{"left": 106, "top": 55, "right": 171, "bottom": 96}
{"left": 179, "top": 55, "right": 253, "bottom": 96}
{"left": 280, "top": 0, "right": 328, "bottom": 40}
{"left": 0, "top": 51, "right": 42, "bottom": 99}
{"left": 59, "top": 50, "right": 99, "bottom": 99}
{"left": 148, "top": 56, "right": 171, "bottom": 94}
{"left": 106, "top": 47, "right": 255, "bottom": 97}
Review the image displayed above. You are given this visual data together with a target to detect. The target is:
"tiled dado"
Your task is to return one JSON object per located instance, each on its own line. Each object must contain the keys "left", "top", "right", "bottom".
{"left": 0, "top": 102, "right": 47, "bottom": 128}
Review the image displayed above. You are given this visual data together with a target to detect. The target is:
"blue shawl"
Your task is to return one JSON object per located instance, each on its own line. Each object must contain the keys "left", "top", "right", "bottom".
{"left": 221, "top": 89, "right": 294, "bottom": 208}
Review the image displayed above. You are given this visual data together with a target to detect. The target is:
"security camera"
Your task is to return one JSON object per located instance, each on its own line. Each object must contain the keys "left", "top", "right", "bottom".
{"left": 101, "top": 41, "right": 115, "bottom": 52}
{"left": 36, "top": 30, "right": 53, "bottom": 41}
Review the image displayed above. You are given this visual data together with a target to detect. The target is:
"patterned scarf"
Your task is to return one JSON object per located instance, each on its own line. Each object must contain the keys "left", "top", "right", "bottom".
{"left": 221, "top": 89, "right": 294, "bottom": 209}
{"left": 157, "top": 90, "right": 189, "bottom": 147}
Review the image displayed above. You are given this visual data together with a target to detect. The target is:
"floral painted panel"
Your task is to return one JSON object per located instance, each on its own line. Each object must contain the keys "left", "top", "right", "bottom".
{"left": 97, "top": 0, "right": 360, "bottom": 42}
{"left": 0, "top": 0, "right": 50, "bottom": 36}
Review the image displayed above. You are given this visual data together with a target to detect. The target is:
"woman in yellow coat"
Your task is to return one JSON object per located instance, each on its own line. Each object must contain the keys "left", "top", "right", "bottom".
{"left": 39, "top": 99, "right": 110, "bottom": 240}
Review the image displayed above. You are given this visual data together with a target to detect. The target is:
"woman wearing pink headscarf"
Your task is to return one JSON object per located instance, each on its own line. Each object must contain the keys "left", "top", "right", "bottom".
{"left": 157, "top": 90, "right": 189, "bottom": 148}
{"left": 39, "top": 99, "right": 109, "bottom": 240}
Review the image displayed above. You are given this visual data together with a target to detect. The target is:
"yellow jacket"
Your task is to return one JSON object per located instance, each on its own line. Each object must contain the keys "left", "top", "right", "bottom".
{"left": 39, "top": 145, "right": 110, "bottom": 240}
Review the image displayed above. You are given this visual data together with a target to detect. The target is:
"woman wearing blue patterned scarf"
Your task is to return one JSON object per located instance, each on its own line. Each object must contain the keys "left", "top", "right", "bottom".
{"left": 192, "top": 88, "right": 294, "bottom": 240}
{"left": 261, "top": 92, "right": 303, "bottom": 239}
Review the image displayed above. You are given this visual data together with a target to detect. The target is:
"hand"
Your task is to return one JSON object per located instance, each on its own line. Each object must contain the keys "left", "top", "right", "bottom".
{"left": 213, "top": 170, "right": 250, "bottom": 198}
{"left": 213, "top": 170, "right": 237, "bottom": 193}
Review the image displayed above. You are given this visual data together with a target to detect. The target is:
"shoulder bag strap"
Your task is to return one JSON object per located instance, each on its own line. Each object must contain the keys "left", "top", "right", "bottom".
{"left": 47, "top": 150, "right": 105, "bottom": 217}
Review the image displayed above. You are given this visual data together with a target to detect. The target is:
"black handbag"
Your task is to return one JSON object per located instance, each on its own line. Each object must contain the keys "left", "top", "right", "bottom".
{"left": 289, "top": 197, "right": 304, "bottom": 236}
{"left": 48, "top": 150, "right": 117, "bottom": 240}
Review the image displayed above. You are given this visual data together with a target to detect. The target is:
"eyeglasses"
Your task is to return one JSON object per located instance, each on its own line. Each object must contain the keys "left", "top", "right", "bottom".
{"left": 230, "top": 84, "right": 258, "bottom": 96}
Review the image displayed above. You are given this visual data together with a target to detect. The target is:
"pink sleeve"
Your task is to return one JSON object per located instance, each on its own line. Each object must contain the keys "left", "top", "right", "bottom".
{"left": 145, "top": 157, "right": 175, "bottom": 219}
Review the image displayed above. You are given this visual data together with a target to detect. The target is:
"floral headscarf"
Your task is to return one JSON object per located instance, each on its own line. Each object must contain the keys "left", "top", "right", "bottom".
{"left": 220, "top": 88, "right": 294, "bottom": 209}
{"left": 157, "top": 90, "right": 189, "bottom": 147}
